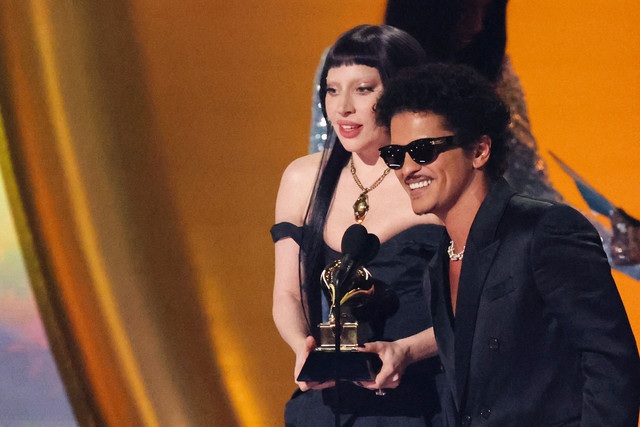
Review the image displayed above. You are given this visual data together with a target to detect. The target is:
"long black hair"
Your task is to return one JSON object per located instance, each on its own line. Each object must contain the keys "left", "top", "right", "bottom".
{"left": 301, "top": 25, "right": 426, "bottom": 338}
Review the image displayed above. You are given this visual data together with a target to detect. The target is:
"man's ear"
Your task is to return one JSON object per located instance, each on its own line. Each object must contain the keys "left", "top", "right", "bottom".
{"left": 472, "top": 135, "right": 491, "bottom": 169}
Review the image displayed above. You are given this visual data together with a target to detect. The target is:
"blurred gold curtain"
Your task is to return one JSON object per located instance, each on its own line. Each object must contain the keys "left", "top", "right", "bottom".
{"left": 0, "top": 1, "right": 240, "bottom": 425}
{"left": 0, "top": 0, "right": 387, "bottom": 424}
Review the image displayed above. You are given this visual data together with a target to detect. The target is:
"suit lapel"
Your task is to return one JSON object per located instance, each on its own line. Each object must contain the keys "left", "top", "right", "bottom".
{"left": 428, "top": 238, "right": 460, "bottom": 408}
{"left": 453, "top": 179, "right": 516, "bottom": 406}
{"left": 454, "top": 239, "right": 499, "bottom": 404}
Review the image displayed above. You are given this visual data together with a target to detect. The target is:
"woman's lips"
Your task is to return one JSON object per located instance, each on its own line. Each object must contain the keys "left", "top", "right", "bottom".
{"left": 337, "top": 122, "right": 362, "bottom": 138}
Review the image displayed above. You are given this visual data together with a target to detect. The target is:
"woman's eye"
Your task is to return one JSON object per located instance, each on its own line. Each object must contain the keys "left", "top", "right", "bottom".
{"left": 356, "top": 86, "right": 375, "bottom": 94}
{"left": 326, "top": 87, "right": 337, "bottom": 95}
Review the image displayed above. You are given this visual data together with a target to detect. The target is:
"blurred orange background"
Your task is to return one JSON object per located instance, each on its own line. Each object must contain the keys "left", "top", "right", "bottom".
{"left": 507, "top": 0, "right": 640, "bottom": 345}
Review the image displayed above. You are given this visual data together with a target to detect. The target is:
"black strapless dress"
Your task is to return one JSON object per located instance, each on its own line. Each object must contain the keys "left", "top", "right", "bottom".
{"left": 271, "top": 223, "right": 445, "bottom": 426}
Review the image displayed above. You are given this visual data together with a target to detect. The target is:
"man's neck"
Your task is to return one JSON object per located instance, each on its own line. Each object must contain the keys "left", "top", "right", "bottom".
{"left": 442, "top": 175, "right": 491, "bottom": 249}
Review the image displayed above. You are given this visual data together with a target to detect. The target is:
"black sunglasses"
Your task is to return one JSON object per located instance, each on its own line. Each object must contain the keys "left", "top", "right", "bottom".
{"left": 378, "top": 136, "right": 458, "bottom": 169}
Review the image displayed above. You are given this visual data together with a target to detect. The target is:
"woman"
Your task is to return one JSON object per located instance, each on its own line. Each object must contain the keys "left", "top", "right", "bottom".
{"left": 272, "top": 25, "right": 443, "bottom": 425}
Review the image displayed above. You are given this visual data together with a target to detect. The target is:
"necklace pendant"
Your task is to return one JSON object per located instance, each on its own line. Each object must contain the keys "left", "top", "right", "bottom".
{"left": 353, "top": 192, "right": 369, "bottom": 224}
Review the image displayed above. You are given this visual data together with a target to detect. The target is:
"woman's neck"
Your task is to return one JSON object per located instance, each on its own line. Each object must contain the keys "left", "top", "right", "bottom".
{"left": 351, "top": 150, "right": 387, "bottom": 170}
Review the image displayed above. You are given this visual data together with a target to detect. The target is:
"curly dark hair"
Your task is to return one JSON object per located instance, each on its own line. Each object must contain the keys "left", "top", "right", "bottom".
{"left": 375, "top": 63, "right": 511, "bottom": 179}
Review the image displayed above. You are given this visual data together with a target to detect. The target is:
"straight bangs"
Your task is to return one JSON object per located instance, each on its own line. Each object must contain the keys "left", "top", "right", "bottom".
{"left": 324, "top": 39, "right": 386, "bottom": 79}
{"left": 323, "top": 52, "right": 381, "bottom": 76}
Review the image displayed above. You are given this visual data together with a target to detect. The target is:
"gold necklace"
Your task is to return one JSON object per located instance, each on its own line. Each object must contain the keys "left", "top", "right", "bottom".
{"left": 349, "top": 156, "right": 391, "bottom": 224}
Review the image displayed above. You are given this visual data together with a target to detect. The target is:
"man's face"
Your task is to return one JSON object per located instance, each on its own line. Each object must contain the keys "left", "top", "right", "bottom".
{"left": 389, "top": 111, "right": 478, "bottom": 220}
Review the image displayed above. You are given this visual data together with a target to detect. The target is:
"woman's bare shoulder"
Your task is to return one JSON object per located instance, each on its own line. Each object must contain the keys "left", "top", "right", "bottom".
{"left": 275, "top": 152, "right": 324, "bottom": 225}
{"left": 281, "top": 152, "right": 323, "bottom": 179}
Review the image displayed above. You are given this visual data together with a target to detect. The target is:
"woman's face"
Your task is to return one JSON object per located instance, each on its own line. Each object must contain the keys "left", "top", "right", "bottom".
{"left": 325, "top": 65, "right": 388, "bottom": 155}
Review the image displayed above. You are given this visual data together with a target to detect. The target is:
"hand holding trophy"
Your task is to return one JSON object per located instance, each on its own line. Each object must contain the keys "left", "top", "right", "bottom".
{"left": 297, "top": 224, "right": 398, "bottom": 383}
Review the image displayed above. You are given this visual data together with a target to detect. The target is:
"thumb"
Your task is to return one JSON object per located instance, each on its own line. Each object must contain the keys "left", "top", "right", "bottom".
{"left": 305, "top": 335, "right": 317, "bottom": 351}
{"left": 361, "top": 341, "right": 381, "bottom": 353}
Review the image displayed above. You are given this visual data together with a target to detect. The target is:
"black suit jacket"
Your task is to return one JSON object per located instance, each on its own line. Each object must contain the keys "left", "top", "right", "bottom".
{"left": 427, "top": 179, "right": 640, "bottom": 426}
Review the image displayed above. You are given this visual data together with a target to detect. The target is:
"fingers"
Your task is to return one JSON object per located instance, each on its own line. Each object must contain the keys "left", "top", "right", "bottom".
{"left": 374, "top": 367, "right": 401, "bottom": 389}
{"left": 354, "top": 378, "right": 396, "bottom": 395}
{"left": 293, "top": 336, "right": 316, "bottom": 391}
{"left": 353, "top": 380, "right": 377, "bottom": 390}
{"left": 296, "top": 380, "right": 336, "bottom": 391}
{"left": 294, "top": 336, "right": 331, "bottom": 391}
{"left": 353, "top": 363, "right": 400, "bottom": 391}
{"left": 311, "top": 380, "right": 336, "bottom": 390}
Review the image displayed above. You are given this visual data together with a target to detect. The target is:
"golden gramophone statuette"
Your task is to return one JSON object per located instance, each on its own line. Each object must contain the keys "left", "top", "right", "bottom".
{"left": 316, "top": 259, "right": 373, "bottom": 351}
{"left": 297, "top": 259, "right": 382, "bottom": 382}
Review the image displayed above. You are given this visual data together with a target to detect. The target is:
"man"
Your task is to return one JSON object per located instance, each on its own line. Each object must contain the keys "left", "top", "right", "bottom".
{"left": 375, "top": 63, "right": 640, "bottom": 426}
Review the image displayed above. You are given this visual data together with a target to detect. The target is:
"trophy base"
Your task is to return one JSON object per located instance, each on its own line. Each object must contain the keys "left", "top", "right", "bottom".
{"left": 297, "top": 351, "right": 382, "bottom": 383}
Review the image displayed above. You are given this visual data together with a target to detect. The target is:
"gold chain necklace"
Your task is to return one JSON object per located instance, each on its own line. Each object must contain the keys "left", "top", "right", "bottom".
{"left": 349, "top": 156, "right": 392, "bottom": 224}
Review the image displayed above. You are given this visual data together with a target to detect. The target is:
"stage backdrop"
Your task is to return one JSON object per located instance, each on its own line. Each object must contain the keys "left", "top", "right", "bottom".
{"left": 0, "top": 0, "right": 637, "bottom": 426}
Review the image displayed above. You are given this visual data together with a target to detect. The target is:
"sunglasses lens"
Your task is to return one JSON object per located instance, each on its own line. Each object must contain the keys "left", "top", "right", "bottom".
{"left": 379, "top": 146, "right": 404, "bottom": 169}
{"left": 380, "top": 137, "right": 453, "bottom": 169}
{"left": 409, "top": 140, "right": 436, "bottom": 165}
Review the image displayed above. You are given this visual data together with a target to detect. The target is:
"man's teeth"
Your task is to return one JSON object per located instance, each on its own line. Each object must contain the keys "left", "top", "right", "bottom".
{"left": 408, "top": 179, "right": 432, "bottom": 190}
